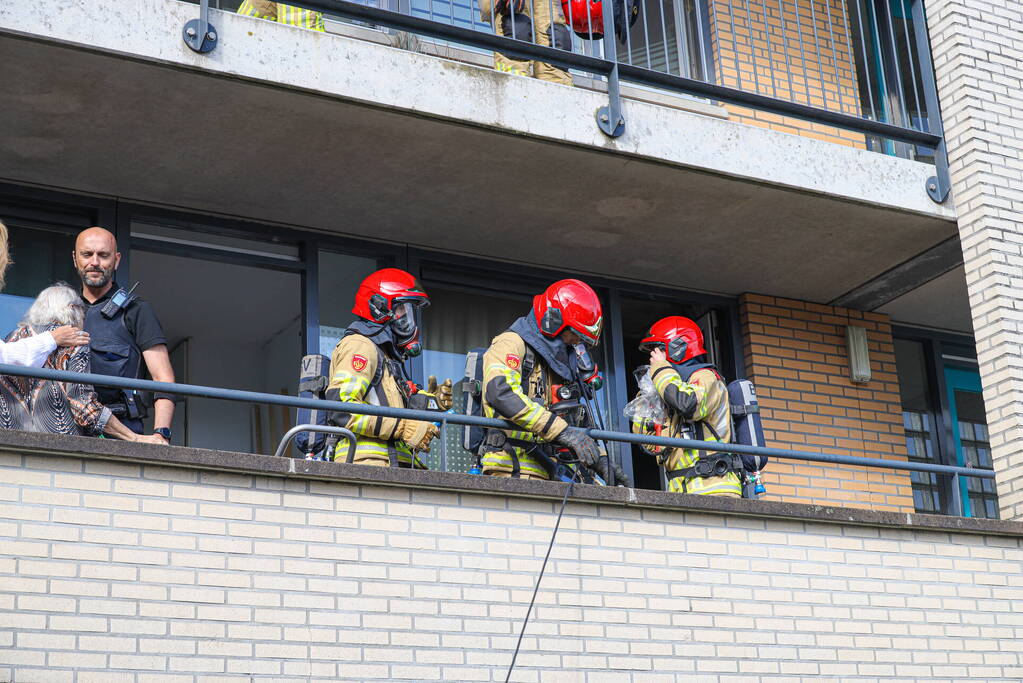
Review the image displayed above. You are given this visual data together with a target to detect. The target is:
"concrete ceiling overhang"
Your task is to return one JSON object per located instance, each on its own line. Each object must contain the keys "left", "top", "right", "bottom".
{"left": 0, "top": 32, "right": 958, "bottom": 303}
{"left": 878, "top": 265, "right": 974, "bottom": 334}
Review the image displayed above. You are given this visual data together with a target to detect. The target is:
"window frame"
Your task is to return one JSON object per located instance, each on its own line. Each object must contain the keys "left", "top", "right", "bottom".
{"left": 892, "top": 324, "right": 984, "bottom": 517}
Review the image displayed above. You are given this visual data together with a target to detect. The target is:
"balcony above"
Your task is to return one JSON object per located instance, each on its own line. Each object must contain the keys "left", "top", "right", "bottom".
{"left": 0, "top": 0, "right": 957, "bottom": 304}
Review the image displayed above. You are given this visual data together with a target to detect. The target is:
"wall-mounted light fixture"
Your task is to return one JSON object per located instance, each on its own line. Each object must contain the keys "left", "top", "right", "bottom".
{"left": 846, "top": 325, "right": 871, "bottom": 383}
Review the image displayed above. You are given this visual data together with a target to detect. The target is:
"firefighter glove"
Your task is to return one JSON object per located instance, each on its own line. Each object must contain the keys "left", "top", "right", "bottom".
{"left": 553, "top": 426, "right": 600, "bottom": 468}
{"left": 426, "top": 375, "right": 454, "bottom": 411}
{"left": 398, "top": 420, "right": 439, "bottom": 452}
{"left": 610, "top": 459, "right": 633, "bottom": 487}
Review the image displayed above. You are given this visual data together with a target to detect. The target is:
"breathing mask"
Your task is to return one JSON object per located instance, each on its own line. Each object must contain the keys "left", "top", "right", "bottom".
{"left": 572, "top": 342, "right": 604, "bottom": 391}
{"left": 391, "top": 300, "right": 425, "bottom": 357}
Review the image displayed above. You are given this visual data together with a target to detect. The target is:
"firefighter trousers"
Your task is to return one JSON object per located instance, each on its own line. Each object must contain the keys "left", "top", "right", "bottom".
{"left": 485, "top": 0, "right": 573, "bottom": 84}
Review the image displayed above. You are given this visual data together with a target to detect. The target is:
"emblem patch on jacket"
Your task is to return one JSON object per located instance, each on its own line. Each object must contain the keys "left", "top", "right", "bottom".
{"left": 351, "top": 354, "right": 368, "bottom": 372}
{"left": 505, "top": 354, "right": 521, "bottom": 370}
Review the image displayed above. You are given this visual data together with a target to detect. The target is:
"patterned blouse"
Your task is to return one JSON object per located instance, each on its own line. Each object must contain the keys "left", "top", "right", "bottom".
{"left": 0, "top": 325, "right": 111, "bottom": 436}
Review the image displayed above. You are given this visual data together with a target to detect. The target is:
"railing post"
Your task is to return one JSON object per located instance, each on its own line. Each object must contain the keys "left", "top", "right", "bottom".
{"left": 950, "top": 473, "right": 964, "bottom": 516}
{"left": 183, "top": 0, "right": 219, "bottom": 54}
{"left": 596, "top": 0, "right": 625, "bottom": 137}
{"left": 910, "top": 0, "right": 950, "bottom": 203}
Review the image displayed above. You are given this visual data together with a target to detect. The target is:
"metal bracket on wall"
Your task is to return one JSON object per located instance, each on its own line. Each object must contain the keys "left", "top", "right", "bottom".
{"left": 926, "top": 140, "right": 952, "bottom": 203}
{"left": 596, "top": 105, "right": 625, "bottom": 138}
{"left": 183, "top": 0, "right": 218, "bottom": 54}
{"left": 911, "top": 0, "right": 950, "bottom": 205}
{"left": 595, "top": 0, "right": 625, "bottom": 138}
{"left": 927, "top": 175, "right": 950, "bottom": 204}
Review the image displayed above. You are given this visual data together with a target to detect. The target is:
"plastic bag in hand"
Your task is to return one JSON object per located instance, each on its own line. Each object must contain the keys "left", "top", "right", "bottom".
{"left": 623, "top": 365, "right": 667, "bottom": 424}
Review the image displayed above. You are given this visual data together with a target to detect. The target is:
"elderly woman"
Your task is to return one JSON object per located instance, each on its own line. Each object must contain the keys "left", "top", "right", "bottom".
{"left": 0, "top": 283, "right": 163, "bottom": 442}
{"left": 0, "top": 220, "right": 88, "bottom": 364}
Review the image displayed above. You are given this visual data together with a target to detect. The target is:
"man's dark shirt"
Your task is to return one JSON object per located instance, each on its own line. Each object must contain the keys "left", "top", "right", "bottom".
{"left": 81, "top": 282, "right": 167, "bottom": 411}
{"left": 81, "top": 283, "right": 167, "bottom": 354}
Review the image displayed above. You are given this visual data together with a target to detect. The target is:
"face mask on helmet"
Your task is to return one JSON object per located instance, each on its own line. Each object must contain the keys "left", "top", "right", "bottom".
{"left": 390, "top": 300, "right": 425, "bottom": 356}
{"left": 639, "top": 337, "right": 689, "bottom": 364}
{"left": 572, "top": 342, "right": 604, "bottom": 391}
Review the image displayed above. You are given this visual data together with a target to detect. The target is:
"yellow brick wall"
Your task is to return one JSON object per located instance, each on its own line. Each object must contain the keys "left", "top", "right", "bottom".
{"left": 740, "top": 294, "right": 915, "bottom": 512}
{"left": 709, "top": 0, "right": 868, "bottom": 148}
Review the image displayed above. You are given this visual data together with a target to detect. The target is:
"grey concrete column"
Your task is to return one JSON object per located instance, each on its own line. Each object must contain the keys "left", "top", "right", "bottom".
{"left": 924, "top": 0, "right": 1023, "bottom": 519}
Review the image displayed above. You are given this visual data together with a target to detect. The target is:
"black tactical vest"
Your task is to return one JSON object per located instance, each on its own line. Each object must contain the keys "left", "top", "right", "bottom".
{"left": 83, "top": 299, "right": 143, "bottom": 409}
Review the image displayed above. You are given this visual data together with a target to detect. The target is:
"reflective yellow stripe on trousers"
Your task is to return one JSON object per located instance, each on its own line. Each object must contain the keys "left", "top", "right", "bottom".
{"left": 481, "top": 447, "right": 549, "bottom": 478}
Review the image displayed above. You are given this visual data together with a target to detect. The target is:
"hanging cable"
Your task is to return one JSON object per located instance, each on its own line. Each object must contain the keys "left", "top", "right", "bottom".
{"left": 504, "top": 469, "right": 578, "bottom": 683}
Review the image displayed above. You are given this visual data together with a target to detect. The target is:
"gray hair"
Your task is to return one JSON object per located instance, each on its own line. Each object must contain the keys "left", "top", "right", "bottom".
{"left": 0, "top": 220, "right": 9, "bottom": 291}
{"left": 22, "top": 283, "right": 85, "bottom": 330}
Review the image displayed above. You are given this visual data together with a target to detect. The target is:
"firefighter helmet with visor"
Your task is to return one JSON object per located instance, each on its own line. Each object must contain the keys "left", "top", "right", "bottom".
{"left": 533, "top": 279, "right": 603, "bottom": 346}
{"left": 352, "top": 268, "right": 430, "bottom": 356}
{"left": 639, "top": 316, "right": 706, "bottom": 364}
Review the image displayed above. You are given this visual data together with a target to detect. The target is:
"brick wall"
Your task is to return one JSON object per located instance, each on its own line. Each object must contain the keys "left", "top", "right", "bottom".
{"left": 709, "top": 0, "right": 867, "bottom": 148}
{"left": 924, "top": 0, "right": 1023, "bottom": 520}
{"left": 3, "top": 448, "right": 1022, "bottom": 682}
{"left": 740, "top": 294, "right": 915, "bottom": 511}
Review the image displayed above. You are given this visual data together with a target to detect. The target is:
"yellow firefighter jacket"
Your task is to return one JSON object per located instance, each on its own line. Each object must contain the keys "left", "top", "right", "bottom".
{"left": 237, "top": 0, "right": 325, "bottom": 30}
{"left": 637, "top": 358, "right": 741, "bottom": 496}
{"left": 326, "top": 334, "right": 427, "bottom": 468}
{"left": 480, "top": 331, "right": 569, "bottom": 478}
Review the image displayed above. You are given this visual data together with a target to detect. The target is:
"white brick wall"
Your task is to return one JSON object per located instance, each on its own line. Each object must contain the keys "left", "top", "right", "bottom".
{"left": 1, "top": 451, "right": 1022, "bottom": 682}
{"left": 924, "top": 0, "right": 1023, "bottom": 519}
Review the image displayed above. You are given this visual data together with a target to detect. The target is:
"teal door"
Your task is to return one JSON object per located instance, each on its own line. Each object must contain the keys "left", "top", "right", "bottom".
{"left": 944, "top": 368, "right": 997, "bottom": 518}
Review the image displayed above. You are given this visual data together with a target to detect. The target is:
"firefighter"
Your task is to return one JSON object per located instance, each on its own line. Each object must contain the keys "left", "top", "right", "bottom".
{"left": 478, "top": 0, "right": 573, "bottom": 84}
{"left": 479, "top": 279, "right": 611, "bottom": 480}
{"left": 325, "top": 268, "right": 452, "bottom": 467}
{"left": 633, "top": 316, "right": 741, "bottom": 497}
{"left": 237, "top": 0, "right": 325, "bottom": 31}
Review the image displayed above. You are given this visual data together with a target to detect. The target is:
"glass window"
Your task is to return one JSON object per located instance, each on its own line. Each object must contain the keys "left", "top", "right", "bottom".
{"left": 1, "top": 224, "right": 79, "bottom": 337}
{"left": 848, "top": 0, "right": 932, "bottom": 160}
{"left": 132, "top": 221, "right": 300, "bottom": 261}
{"left": 129, "top": 232, "right": 302, "bottom": 453}
{"left": 955, "top": 389, "right": 997, "bottom": 519}
{"left": 419, "top": 286, "right": 528, "bottom": 472}
{"left": 610, "top": 0, "right": 710, "bottom": 79}
{"left": 318, "top": 251, "right": 382, "bottom": 355}
{"left": 893, "top": 339, "right": 943, "bottom": 514}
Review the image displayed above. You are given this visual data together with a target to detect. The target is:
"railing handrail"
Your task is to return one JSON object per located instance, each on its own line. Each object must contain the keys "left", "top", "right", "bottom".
{"left": 0, "top": 363, "right": 994, "bottom": 481}
{"left": 250, "top": 0, "right": 941, "bottom": 148}
{"left": 274, "top": 424, "right": 358, "bottom": 460}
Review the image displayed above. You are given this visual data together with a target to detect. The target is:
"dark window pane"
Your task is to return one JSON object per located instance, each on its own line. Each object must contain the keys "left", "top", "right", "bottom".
{"left": 420, "top": 286, "right": 528, "bottom": 473}
{"left": 953, "top": 388, "right": 997, "bottom": 519}
{"left": 894, "top": 340, "right": 946, "bottom": 514}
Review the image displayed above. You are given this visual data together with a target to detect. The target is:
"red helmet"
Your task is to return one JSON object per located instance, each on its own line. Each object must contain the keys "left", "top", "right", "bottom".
{"left": 352, "top": 269, "right": 430, "bottom": 356}
{"left": 561, "top": 0, "right": 605, "bottom": 37}
{"left": 561, "top": 0, "right": 638, "bottom": 40}
{"left": 533, "top": 279, "right": 603, "bottom": 345}
{"left": 352, "top": 268, "right": 429, "bottom": 322}
{"left": 640, "top": 316, "right": 706, "bottom": 364}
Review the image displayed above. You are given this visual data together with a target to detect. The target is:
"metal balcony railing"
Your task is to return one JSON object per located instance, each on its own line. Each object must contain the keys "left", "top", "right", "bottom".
{"left": 0, "top": 363, "right": 990, "bottom": 516}
{"left": 185, "top": 0, "right": 950, "bottom": 202}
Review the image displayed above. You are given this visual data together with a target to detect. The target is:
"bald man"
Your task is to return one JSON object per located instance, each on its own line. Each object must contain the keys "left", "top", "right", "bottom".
{"left": 74, "top": 228, "right": 175, "bottom": 443}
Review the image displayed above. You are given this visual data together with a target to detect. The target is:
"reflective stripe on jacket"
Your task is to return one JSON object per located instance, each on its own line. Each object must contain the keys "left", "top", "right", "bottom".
{"left": 644, "top": 361, "right": 741, "bottom": 496}
{"left": 325, "top": 334, "right": 425, "bottom": 468}
{"left": 237, "top": 0, "right": 326, "bottom": 30}
{"left": 480, "top": 331, "right": 568, "bottom": 479}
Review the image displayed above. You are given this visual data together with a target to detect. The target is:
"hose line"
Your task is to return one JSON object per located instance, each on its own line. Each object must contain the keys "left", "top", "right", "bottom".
{"left": 504, "top": 469, "right": 578, "bottom": 682}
